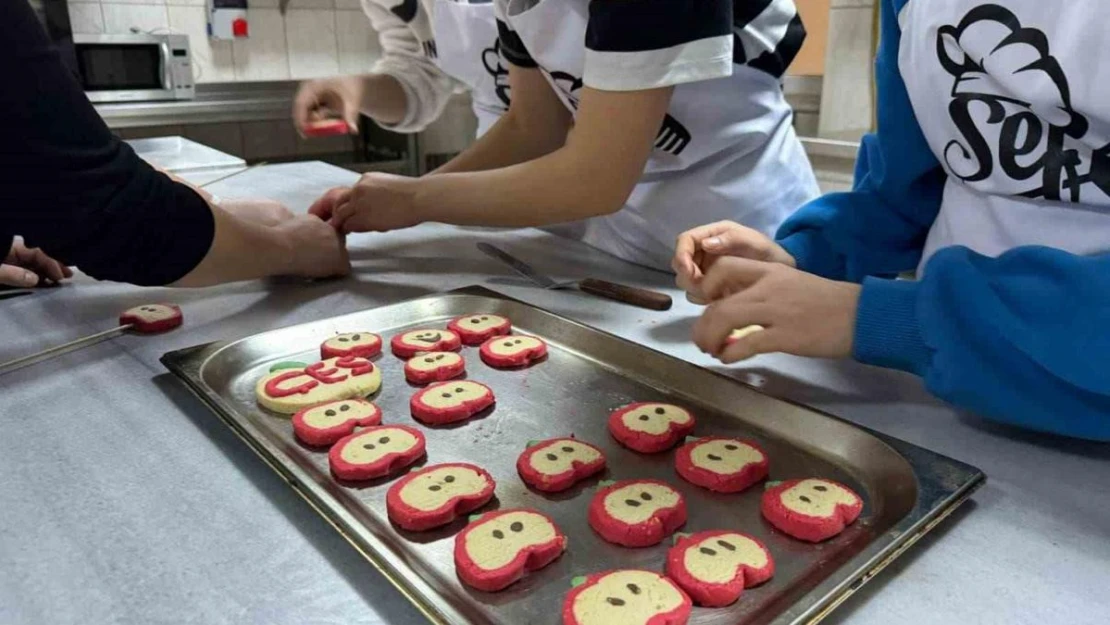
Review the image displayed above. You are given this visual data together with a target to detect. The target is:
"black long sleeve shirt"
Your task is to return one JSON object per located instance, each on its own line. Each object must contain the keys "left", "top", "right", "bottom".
{"left": 0, "top": 0, "right": 215, "bottom": 286}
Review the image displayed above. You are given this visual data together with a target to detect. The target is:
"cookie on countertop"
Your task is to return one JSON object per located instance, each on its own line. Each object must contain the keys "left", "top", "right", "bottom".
{"left": 404, "top": 351, "right": 466, "bottom": 385}
{"left": 387, "top": 462, "right": 496, "bottom": 531}
{"left": 665, "top": 530, "right": 774, "bottom": 607}
{"left": 292, "top": 398, "right": 381, "bottom": 446}
{"left": 410, "top": 380, "right": 495, "bottom": 425}
{"left": 587, "top": 479, "right": 686, "bottom": 547}
{"left": 675, "top": 436, "right": 768, "bottom": 493}
{"left": 761, "top": 478, "right": 862, "bottom": 542}
{"left": 329, "top": 425, "right": 426, "bottom": 481}
{"left": 517, "top": 437, "right": 606, "bottom": 493}
{"left": 391, "top": 329, "right": 462, "bottom": 358}
{"left": 562, "top": 570, "right": 691, "bottom": 625}
{"left": 608, "top": 403, "right": 695, "bottom": 453}
{"left": 321, "top": 332, "right": 382, "bottom": 359}
{"left": 454, "top": 508, "right": 567, "bottom": 592}
{"left": 448, "top": 314, "right": 512, "bottom": 346}
{"left": 256, "top": 356, "right": 382, "bottom": 414}
{"left": 479, "top": 335, "right": 548, "bottom": 369}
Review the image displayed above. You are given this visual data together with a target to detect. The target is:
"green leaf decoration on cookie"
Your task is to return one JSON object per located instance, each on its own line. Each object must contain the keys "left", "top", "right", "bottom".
{"left": 764, "top": 480, "right": 783, "bottom": 490}
{"left": 570, "top": 576, "right": 588, "bottom": 588}
{"left": 269, "top": 361, "right": 307, "bottom": 372}
{"left": 672, "top": 532, "right": 692, "bottom": 545}
{"left": 598, "top": 480, "right": 616, "bottom": 488}
{"left": 468, "top": 513, "right": 484, "bottom": 523}
{"left": 526, "top": 439, "right": 543, "bottom": 448}
{"left": 684, "top": 435, "right": 700, "bottom": 444}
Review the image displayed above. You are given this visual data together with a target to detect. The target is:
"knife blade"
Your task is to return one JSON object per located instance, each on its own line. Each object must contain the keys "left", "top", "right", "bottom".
{"left": 476, "top": 243, "right": 560, "bottom": 289}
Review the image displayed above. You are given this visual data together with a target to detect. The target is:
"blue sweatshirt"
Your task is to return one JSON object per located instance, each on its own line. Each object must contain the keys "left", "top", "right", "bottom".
{"left": 775, "top": 0, "right": 1110, "bottom": 441}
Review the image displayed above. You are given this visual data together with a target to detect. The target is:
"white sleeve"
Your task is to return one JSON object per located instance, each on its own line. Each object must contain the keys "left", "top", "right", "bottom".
{"left": 360, "top": 0, "right": 458, "bottom": 133}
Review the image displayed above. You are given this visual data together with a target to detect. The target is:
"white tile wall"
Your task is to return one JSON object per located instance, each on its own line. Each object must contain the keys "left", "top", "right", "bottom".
{"left": 335, "top": 0, "right": 363, "bottom": 9}
{"left": 336, "top": 9, "right": 381, "bottom": 75}
{"left": 285, "top": 10, "right": 340, "bottom": 79}
{"left": 101, "top": 3, "right": 169, "bottom": 33}
{"left": 167, "top": 5, "right": 236, "bottom": 82}
{"left": 67, "top": 3, "right": 105, "bottom": 34}
{"left": 232, "top": 8, "right": 291, "bottom": 81}
{"left": 817, "top": 5, "right": 875, "bottom": 141}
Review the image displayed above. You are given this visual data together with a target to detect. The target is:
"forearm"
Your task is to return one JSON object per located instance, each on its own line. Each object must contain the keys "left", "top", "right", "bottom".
{"left": 357, "top": 73, "right": 409, "bottom": 126}
{"left": 430, "top": 108, "right": 567, "bottom": 175}
{"left": 170, "top": 202, "right": 293, "bottom": 287}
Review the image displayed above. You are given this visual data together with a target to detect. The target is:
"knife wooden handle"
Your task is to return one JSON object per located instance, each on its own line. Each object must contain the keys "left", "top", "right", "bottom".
{"left": 578, "top": 278, "right": 673, "bottom": 311}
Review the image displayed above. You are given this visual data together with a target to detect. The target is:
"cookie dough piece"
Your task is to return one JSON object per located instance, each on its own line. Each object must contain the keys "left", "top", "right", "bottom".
{"left": 454, "top": 508, "right": 567, "bottom": 592}
{"left": 448, "top": 314, "right": 512, "bottom": 346}
{"left": 587, "top": 479, "right": 687, "bottom": 547}
{"left": 404, "top": 351, "right": 466, "bottom": 385}
{"left": 410, "top": 381, "right": 495, "bottom": 425}
{"left": 119, "top": 304, "right": 183, "bottom": 333}
{"left": 321, "top": 332, "right": 382, "bottom": 359}
{"left": 726, "top": 325, "right": 765, "bottom": 344}
{"left": 387, "top": 462, "right": 496, "bottom": 531}
{"left": 562, "top": 570, "right": 691, "bottom": 625}
{"left": 665, "top": 530, "right": 774, "bottom": 607}
{"left": 292, "top": 398, "right": 382, "bottom": 447}
{"left": 516, "top": 437, "right": 606, "bottom": 493}
{"left": 391, "top": 329, "right": 462, "bottom": 358}
{"left": 256, "top": 356, "right": 382, "bottom": 415}
{"left": 761, "top": 478, "right": 863, "bottom": 542}
{"left": 479, "top": 335, "right": 548, "bottom": 368}
{"left": 329, "top": 425, "right": 426, "bottom": 481}
{"left": 675, "top": 437, "right": 768, "bottom": 493}
{"left": 608, "top": 403, "right": 695, "bottom": 454}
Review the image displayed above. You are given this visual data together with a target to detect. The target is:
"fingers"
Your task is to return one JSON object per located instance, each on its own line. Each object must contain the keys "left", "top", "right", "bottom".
{"left": 292, "top": 83, "right": 321, "bottom": 134}
{"left": 343, "top": 100, "right": 361, "bottom": 135}
{"left": 692, "top": 294, "right": 773, "bottom": 357}
{"left": 699, "top": 224, "right": 777, "bottom": 260}
{"left": 699, "top": 257, "right": 771, "bottom": 301}
{"left": 330, "top": 197, "right": 357, "bottom": 232}
{"left": 673, "top": 220, "right": 740, "bottom": 278}
{"left": 0, "top": 263, "right": 40, "bottom": 287}
{"left": 717, "top": 326, "right": 782, "bottom": 363}
{"left": 10, "top": 245, "right": 69, "bottom": 283}
{"left": 308, "top": 187, "right": 352, "bottom": 222}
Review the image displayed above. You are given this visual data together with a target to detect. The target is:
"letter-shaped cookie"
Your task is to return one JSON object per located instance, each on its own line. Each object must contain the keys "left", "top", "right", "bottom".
{"left": 516, "top": 437, "right": 606, "bottom": 492}
{"left": 674, "top": 437, "right": 768, "bottom": 493}
{"left": 391, "top": 329, "right": 462, "bottom": 358}
{"left": 608, "top": 403, "right": 695, "bottom": 453}
{"left": 119, "top": 304, "right": 183, "bottom": 333}
{"left": 386, "top": 463, "right": 496, "bottom": 531}
{"left": 665, "top": 530, "right": 774, "bottom": 607}
{"left": 292, "top": 398, "right": 382, "bottom": 446}
{"left": 404, "top": 351, "right": 466, "bottom": 385}
{"left": 255, "top": 356, "right": 382, "bottom": 414}
{"left": 321, "top": 332, "right": 382, "bottom": 359}
{"left": 479, "top": 335, "right": 548, "bottom": 368}
{"left": 562, "top": 570, "right": 692, "bottom": 625}
{"left": 448, "top": 314, "right": 512, "bottom": 345}
{"left": 410, "top": 380, "right": 495, "bottom": 425}
{"left": 761, "top": 478, "right": 863, "bottom": 542}
{"left": 329, "top": 425, "right": 426, "bottom": 481}
{"left": 587, "top": 479, "right": 686, "bottom": 547}
{"left": 454, "top": 509, "right": 567, "bottom": 592}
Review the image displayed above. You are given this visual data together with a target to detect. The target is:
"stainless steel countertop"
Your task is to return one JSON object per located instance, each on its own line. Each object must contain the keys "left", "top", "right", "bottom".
{"left": 97, "top": 82, "right": 297, "bottom": 129}
{"left": 0, "top": 161, "right": 1106, "bottom": 625}
{"left": 126, "top": 136, "right": 246, "bottom": 174}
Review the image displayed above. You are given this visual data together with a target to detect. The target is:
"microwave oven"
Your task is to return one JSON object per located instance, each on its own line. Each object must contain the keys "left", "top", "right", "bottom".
{"left": 72, "top": 33, "right": 195, "bottom": 103}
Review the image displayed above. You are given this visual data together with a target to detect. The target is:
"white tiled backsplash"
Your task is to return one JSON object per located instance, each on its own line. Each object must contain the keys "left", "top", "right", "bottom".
{"left": 67, "top": 1, "right": 381, "bottom": 83}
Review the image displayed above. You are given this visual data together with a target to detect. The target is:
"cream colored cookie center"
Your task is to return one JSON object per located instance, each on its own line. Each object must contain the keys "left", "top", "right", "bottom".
{"left": 399, "top": 466, "right": 488, "bottom": 511}
{"left": 301, "top": 401, "right": 375, "bottom": 428}
{"left": 620, "top": 404, "right": 691, "bottom": 435}
{"left": 407, "top": 352, "right": 462, "bottom": 372}
{"left": 690, "top": 440, "right": 765, "bottom": 475}
{"left": 459, "top": 315, "right": 508, "bottom": 331}
{"left": 572, "top": 571, "right": 683, "bottom": 625}
{"left": 340, "top": 428, "right": 418, "bottom": 465}
{"left": 487, "top": 336, "right": 542, "bottom": 357}
{"left": 729, "top": 325, "right": 765, "bottom": 341}
{"left": 418, "top": 382, "right": 488, "bottom": 408}
{"left": 603, "top": 483, "right": 681, "bottom": 524}
{"left": 463, "top": 511, "right": 557, "bottom": 570}
{"left": 326, "top": 333, "right": 379, "bottom": 349}
{"left": 127, "top": 305, "right": 174, "bottom": 322}
{"left": 402, "top": 330, "right": 453, "bottom": 345}
{"left": 528, "top": 441, "right": 602, "bottom": 475}
{"left": 683, "top": 533, "right": 767, "bottom": 584}
{"left": 781, "top": 479, "right": 858, "bottom": 517}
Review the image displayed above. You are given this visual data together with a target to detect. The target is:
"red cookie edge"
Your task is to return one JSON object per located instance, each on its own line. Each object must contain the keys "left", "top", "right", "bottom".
{"left": 410, "top": 381, "right": 495, "bottom": 425}
{"left": 760, "top": 478, "right": 863, "bottom": 542}
{"left": 674, "top": 437, "right": 769, "bottom": 493}
{"left": 403, "top": 354, "right": 467, "bottom": 385}
{"left": 478, "top": 335, "right": 548, "bottom": 368}
{"left": 320, "top": 333, "right": 383, "bottom": 360}
{"left": 292, "top": 398, "right": 382, "bottom": 447}
{"left": 664, "top": 530, "right": 774, "bottom": 607}
{"left": 454, "top": 508, "right": 567, "bottom": 592}
{"left": 562, "top": 570, "right": 692, "bottom": 625}
{"left": 390, "top": 330, "right": 463, "bottom": 358}
{"left": 607, "top": 403, "right": 696, "bottom": 453}
{"left": 386, "top": 462, "right": 496, "bottom": 531}
{"left": 119, "top": 304, "right": 183, "bottom": 334}
{"left": 329, "top": 424, "right": 426, "bottom": 481}
{"left": 587, "top": 479, "right": 687, "bottom": 547}
{"left": 447, "top": 315, "right": 512, "bottom": 346}
{"left": 516, "top": 437, "right": 607, "bottom": 492}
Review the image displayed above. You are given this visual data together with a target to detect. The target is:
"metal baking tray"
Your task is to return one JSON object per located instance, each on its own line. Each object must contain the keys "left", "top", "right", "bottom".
{"left": 162, "top": 286, "right": 983, "bottom": 625}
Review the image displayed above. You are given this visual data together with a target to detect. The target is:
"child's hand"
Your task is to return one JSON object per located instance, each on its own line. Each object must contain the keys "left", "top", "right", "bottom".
{"left": 672, "top": 220, "right": 795, "bottom": 304}
{"left": 328, "top": 173, "right": 424, "bottom": 233}
{"left": 691, "top": 257, "right": 859, "bottom": 362}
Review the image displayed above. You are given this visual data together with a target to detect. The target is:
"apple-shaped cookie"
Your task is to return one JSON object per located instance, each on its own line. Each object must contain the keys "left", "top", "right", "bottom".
{"left": 292, "top": 398, "right": 381, "bottom": 446}
{"left": 608, "top": 403, "right": 695, "bottom": 453}
{"left": 256, "top": 356, "right": 382, "bottom": 414}
{"left": 665, "top": 530, "right": 774, "bottom": 607}
{"left": 454, "top": 508, "right": 567, "bottom": 591}
{"left": 404, "top": 351, "right": 466, "bottom": 385}
{"left": 410, "top": 380, "right": 495, "bottom": 425}
{"left": 391, "top": 329, "right": 462, "bottom": 358}
{"left": 329, "top": 424, "right": 426, "bottom": 481}
{"left": 675, "top": 437, "right": 768, "bottom": 493}
{"left": 479, "top": 335, "right": 547, "bottom": 368}
{"left": 321, "top": 332, "right": 382, "bottom": 359}
{"left": 562, "top": 570, "right": 692, "bottom": 625}
{"left": 588, "top": 479, "right": 687, "bottom": 547}
{"left": 387, "top": 463, "right": 496, "bottom": 531}
{"left": 119, "top": 303, "right": 183, "bottom": 333}
{"left": 448, "top": 314, "right": 512, "bottom": 345}
{"left": 517, "top": 437, "right": 606, "bottom": 492}
{"left": 761, "top": 478, "right": 863, "bottom": 542}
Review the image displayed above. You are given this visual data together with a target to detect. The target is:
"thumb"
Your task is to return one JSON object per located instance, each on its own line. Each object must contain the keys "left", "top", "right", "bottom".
{"left": 701, "top": 228, "right": 775, "bottom": 260}
{"left": 0, "top": 263, "right": 40, "bottom": 287}
{"left": 343, "top": 101, "right": 360, "bottom": 135}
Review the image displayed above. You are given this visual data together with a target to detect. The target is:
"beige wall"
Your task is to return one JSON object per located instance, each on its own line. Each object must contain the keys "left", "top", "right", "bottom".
{"left": 790, "top": 0, "right": 830, "bottom": 76}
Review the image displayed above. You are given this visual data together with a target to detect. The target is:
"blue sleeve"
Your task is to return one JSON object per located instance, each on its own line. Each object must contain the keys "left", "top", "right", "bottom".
{"left": 854, "top": 246, "right": 1110, "bottom": 441}
{"left": 776, "top": 0, "right": 946, "bottom": 282}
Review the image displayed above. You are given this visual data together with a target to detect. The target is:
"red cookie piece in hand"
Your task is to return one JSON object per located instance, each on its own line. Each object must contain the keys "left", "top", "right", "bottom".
{"left": 454, "top": 508, "right": 567, "bottom": 592}
{"left": 302, "top": 118, "right": 349, "bottom": 137}
{"left": 321, "top": 332, "right": 382, "bottom": 359}
{"left": 448, "top": 314, "right": 512, "bottom": 346}
{"left": 665, "top": 530, "right": 774, "bottom": 607}
{"left": 119, "top": 304, "right": 183, "bottom": 334}
{"left": 329, "top": 424, "right": 426, "bottom": 481}
{"left": 404, "top": 351, "right": 466, "bottom": 385}
{"left": 761, "top": 478, "right": 863, "bottom": 542}
{"left": 479, "top": 335, "right": 547, "bottom": 368}
{"left": 391, "top": 329, "right": 462, "bottom": 358}
{"left": 517, "top": 437, "right": 606, "bottom": 492}
{"left": 410, "top": 380, "right": 495, "bottom": 425}
{"left": 675, "top": 437, "right": 768, "bottom": 493}
{"left": 588, "top": 479, "right": 687, "bottom": 547}
{"left": 292, "top": 398, "right": 381, "bottom": 447}
{"left": 608, "top": 403, "right": 695, "bottom": 453}
{"left": 387, "top": 462, "right": 496, "bottom": 531}
{"left": 562, "top": 570, "right": 692, "bottom": 625}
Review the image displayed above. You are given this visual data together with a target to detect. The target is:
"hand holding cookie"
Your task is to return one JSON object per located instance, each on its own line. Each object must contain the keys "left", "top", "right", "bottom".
{"left": 328, "top": 172, "right": 424, "bottom": 234}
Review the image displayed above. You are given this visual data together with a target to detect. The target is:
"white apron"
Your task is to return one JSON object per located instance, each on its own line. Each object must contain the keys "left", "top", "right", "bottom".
{"left": 430, "top": 0, "right": 510, "bottom": 136}
{"left": 500, "top": 0, "right": 820, "bottom": 270}
{"left": 899, "top": 0, "right": 1110, "bottom": 273}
